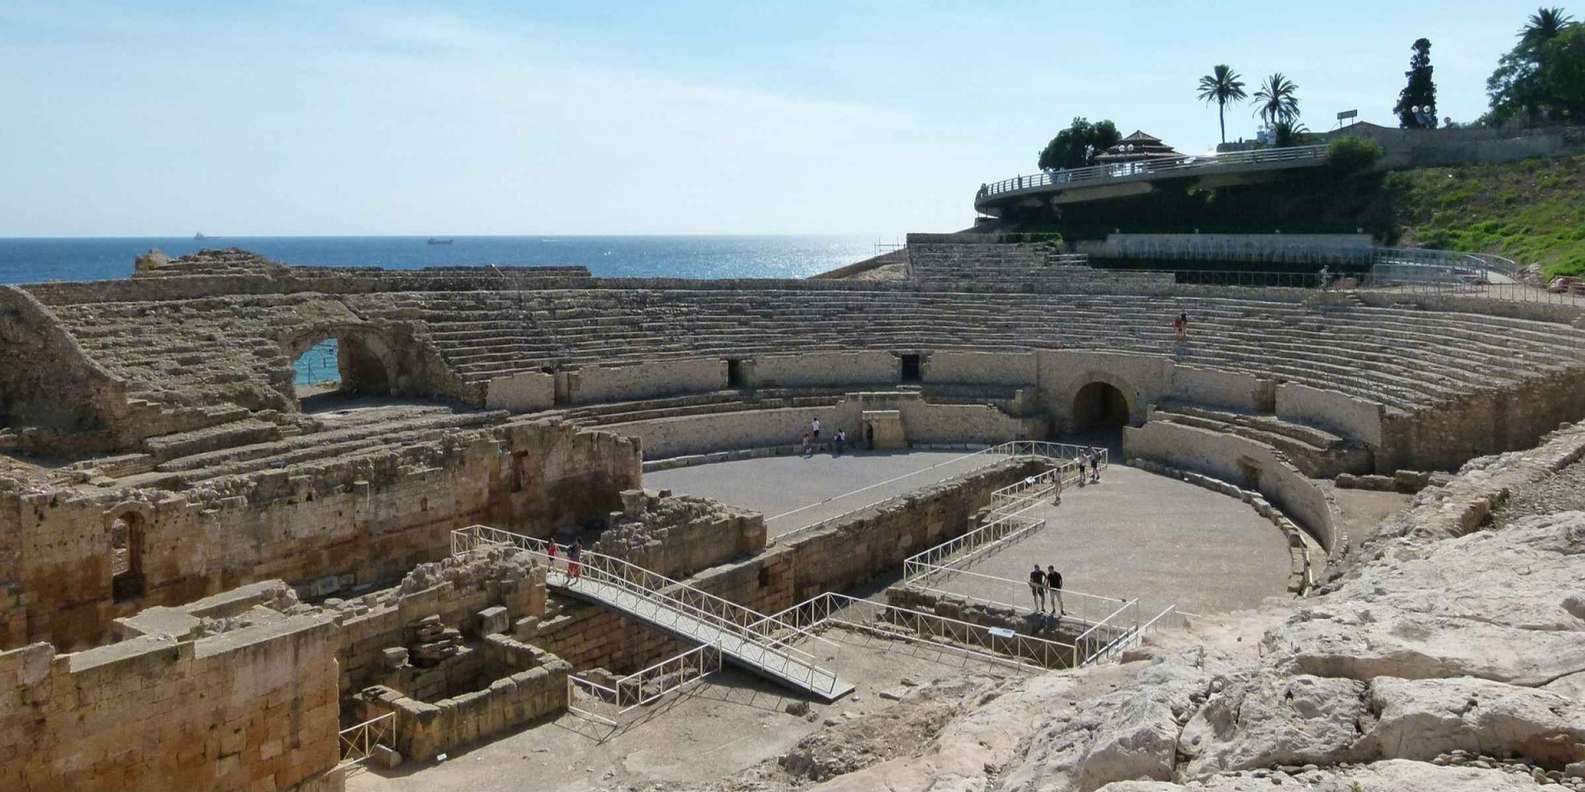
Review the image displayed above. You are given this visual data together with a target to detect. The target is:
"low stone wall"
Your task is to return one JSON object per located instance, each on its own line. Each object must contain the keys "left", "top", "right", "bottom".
{"left": 1170, "top": 365, "right": 1274, "bottom": 413}
{"left": 1123, "top": 421, "right": 1339, "bottom": 555}
{"left": 484, "top": 371, "right": 554, "bottom": 412}
{"left": 884, "top": 586, "right": 1098, "bottom": 668}
{"left": 570, "top": 358, "right": 726, "bottom": 404}
{"left": 1276, "top": 383, "right": 1385, "bottom": 448}
{"left": 354, "top": 637, "right": 569, "bottom": 762}
{"left": 921, "top": 350, "right": 1039, "bottom": 387}
{"left": 0, "top": 616, "right": 341, "bottom": 792}
{"left": 750, "top": 351, "right": 899, "bottom": 388}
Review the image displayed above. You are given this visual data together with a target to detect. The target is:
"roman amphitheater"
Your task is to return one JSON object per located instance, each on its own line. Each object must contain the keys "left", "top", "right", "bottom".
{"left": 3, "top": 235, "right": 1585, "bottom": 792}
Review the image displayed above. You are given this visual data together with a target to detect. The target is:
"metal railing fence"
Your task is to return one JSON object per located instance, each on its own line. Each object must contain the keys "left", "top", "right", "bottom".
{"left": 337, "top": 712, "right": 395, "bottom": 768}
{"left": 773, "top": 441, "right": 1107, "bottom": 543}
{"left": 451, "top": 526, "right": 842, "bottom": 698}
{"left": 978, "top": 145, "right": 1329, "bottom": 200}
{"left": 757, "top": 591, "right": 1081, "bottom": 670}
{"left": 566, "top": 643, "right": 723, "bottom": 724}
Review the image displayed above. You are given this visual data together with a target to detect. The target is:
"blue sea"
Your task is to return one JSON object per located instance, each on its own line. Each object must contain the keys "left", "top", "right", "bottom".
{"left": 0, "top": 235, "right": 882, "bottom": 285}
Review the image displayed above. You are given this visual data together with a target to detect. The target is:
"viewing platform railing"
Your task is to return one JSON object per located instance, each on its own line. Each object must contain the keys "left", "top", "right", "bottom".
{"left": 977, "top": 144, "right": 1329, "bottom": 202}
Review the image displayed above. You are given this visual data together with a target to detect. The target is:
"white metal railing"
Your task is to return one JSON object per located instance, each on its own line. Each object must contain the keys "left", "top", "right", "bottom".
{"left": 978, "top": 145, "right": 1329, "bottom": 201}
{"left": 566, "top": 643, "right": 723, "bottom": 723}
{"left": 757, "top": 591, "right": 1081, "bottom": 670}
{"left": 902, "top": 509, "right": 1046, "bottom": 585}
{"left": 452, "top": 526, "right": 842, "bottom": 697}
{"left": 337, "top": 712, "right": 395, "bottom": 768}
{"left": 772, "top": 441, "right": 1107, "bottom": 543}
{"left": 976, "top": 144, "right": 1325, "bottom": 201}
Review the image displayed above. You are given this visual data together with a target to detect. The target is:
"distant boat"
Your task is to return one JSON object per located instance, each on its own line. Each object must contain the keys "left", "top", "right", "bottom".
{"left": 426, "top": 238, "right": 454, "bottom": 245}
{"left": 194, "top": 232, "right": 207, "bottom": 241}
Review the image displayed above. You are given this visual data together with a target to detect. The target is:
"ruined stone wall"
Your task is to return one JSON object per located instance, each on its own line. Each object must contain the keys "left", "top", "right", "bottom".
{"left": 1378, "top": 366, "right": 1585, "bottom": 471}
{"left": 529, "top": 601, "right": 691, "bottom": 675}
{"left": 2, "top": 422, "right": 639, "bottom": 650}
{"left": 592, "top": 491, "right": 766, "bottom": 581}
{"left": 0, "top": 617, "right": 340, "bottom": 792}
{"left": 354, "top": 635, "right": 569, "bottom": 762}
{"left": 0, "top": 286, "right": 126, "bottom": 454}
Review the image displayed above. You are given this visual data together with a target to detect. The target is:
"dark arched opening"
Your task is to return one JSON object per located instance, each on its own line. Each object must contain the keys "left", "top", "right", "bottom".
{"left": 1072, "top": 381, "right": 1130, "bottom": 433}
{"left": 110, "top": 513, "right": 145, "bottom": 602}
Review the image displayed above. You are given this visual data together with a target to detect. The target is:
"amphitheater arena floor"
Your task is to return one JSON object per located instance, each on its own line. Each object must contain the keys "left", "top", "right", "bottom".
{"left": 648, "top": 453, "right": 1292, "bottom": 616}
{"left": 646, "top": 449, "right": 1002, "bottom": 536}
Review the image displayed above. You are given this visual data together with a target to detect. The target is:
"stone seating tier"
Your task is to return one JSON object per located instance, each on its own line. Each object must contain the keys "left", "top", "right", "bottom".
{"left": 1150, "top": 402, "right": 1372, "bottom": 477}
{"left": 33, "top": 286, "right": 1585, "bottom": 434}
{"left": 336, "top": 289, "right": 1585, "bottom": 414}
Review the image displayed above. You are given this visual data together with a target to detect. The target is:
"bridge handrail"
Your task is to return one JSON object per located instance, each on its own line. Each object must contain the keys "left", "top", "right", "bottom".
{"left": 977, "top": 144, "right": 1329, "bottom": 200}
{"left": 451, "top": 525, "right": 841, "bottom": 695}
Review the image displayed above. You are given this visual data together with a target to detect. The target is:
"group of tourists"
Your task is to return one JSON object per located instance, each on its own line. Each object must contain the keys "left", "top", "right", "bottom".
{"left": 801, "top": 417, "right": 846, "bottom": 457}
{"left": 1028, "top": 564, "right": 1065, "bottom": 615}
{"left": 545, "top": 539, "right": 584, "bottom": 583}
{"left": 1050, "top": 452, "right": 1103, "bottom": 505}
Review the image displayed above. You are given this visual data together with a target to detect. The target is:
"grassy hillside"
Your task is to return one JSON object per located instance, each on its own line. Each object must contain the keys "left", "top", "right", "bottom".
{"left": 1009, "top": 153, "right": 1585, "bottom": 279}
{"left": 1387, "top": 154, "right": 1585, "bottom": 278}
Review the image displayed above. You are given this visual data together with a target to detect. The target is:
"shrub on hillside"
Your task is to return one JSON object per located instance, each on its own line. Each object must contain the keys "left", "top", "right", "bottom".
{"left": 1328, "top": 137, "right": 1384, "bottom": 173}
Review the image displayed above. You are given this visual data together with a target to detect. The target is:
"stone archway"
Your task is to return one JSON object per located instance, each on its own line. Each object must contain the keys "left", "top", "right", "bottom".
{"left": 1071, "top": 381, "right": 1131, "bottom": 433}
{"left": 283, "top": 325, "right": 400, "bottom": 403}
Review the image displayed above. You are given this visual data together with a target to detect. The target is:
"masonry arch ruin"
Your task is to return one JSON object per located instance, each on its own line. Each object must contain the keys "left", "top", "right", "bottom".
{"left": 284, "top": 326, "right": 401, "bottom": 403}
{"left": 104, "top": 503, "right": 153, "bottom": 603}
{"left": 1071, "top": 380, "right": 1132, "bottom": 433}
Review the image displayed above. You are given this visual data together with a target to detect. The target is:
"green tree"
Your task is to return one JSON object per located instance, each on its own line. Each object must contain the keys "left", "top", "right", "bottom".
{"left": 1252, "top": 73, "right": 1301, "bottom": 127}
{"left": 1521, "top": 6, "right": 1576, "bottom": 50}
{"left": 1037, "top": 117, "right": 1122, "bottom": 170}
{"left": 1196, "top": 64, "right": 1248, "bottom": 144}
{"left": 1271, "top": 120, "right": 1310, "bottom": 148}
{"left": 1394, "top": 38, "right": 1438, "bottom": 128}
{"left": 1488, "top": 9, "right": 1583, "bottom": 123}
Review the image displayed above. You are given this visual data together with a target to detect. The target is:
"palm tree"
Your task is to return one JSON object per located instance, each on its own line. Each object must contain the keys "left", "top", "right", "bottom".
{"left": 1196, "top": 64, "right": 1248, "bottom": 144}
{"left": 1520, "top": 7, "right": 1576, "bottom": 50}
{"left": 1252, "top": 73, "right": 1301, "bottom": 128}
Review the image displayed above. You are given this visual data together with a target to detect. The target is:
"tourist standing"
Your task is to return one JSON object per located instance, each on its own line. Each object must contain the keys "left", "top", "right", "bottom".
{"left": 801, "top": 432, "right": 813, "bottom": 457}
{"left": 568, "top": 540, "right": 583, "bottom": 583}
{"left": 546, "top": 541, "right": 559, "bottom": 575}
{"left": 1046, "top": 565, "right": 1064, "bottom": 615}
{"left": 1052, "top": 468, "right": 1062, "bottom": 505}
{"left": 834, "top": 428, "right": 846, "bottom": 456}
{"left": 1089, "top": 452, "right": 1100, "bottom": 483}
{"left": 1028, "top": 564, "right": 1047, "bottom": 611}
{"left": 1174, "top": 311, "right": 1190, "bottom": 341}
{"left": 811, "top": 417, "right": 822, "bottom": 442}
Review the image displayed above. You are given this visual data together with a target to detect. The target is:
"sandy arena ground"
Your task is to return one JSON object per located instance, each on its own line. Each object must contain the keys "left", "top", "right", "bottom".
{"left": 647, "top": 449, "right": 1001, "bottom": 536}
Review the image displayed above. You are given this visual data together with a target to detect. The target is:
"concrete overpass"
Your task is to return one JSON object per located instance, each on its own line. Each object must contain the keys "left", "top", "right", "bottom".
{"left": 974, "top": 144, "right": 1331, "bottom": 216}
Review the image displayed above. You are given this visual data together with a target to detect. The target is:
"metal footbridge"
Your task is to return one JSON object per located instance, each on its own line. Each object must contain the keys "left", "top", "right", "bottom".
{"left": 452, "top": 525, "right": 853, "bottom": 702}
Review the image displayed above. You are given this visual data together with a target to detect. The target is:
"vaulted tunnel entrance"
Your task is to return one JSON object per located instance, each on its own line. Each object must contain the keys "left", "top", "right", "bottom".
{"left": 1071, "top": 381, "right": 1129, "bottom": 433}
{"left": 290, "top": 334, "right": 394, "bottom": 408}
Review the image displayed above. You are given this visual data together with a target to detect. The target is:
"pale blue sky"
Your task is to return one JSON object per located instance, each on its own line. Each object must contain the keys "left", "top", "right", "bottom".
{"left": 0, "top": 1, "right": 1559, "bottom": 236}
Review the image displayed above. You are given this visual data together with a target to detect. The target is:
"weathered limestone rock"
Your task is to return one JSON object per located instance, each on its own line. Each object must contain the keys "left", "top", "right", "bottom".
{"left": 1268, "top": 511, "right": 1585, "bottom": 686}
{"left": 1096, "top": 759, "right": 1550, "bottom": 790}
{"left": 1359, "top": 676, "right": 1585, "bottom": 768}
{"left": 1178, "top": 672, "right": 1368, "bottom": 778}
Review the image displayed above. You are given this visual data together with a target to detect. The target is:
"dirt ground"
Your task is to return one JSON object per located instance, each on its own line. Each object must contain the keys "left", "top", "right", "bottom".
{"left": 346, "top": 628, "right": 1021, "bottom": 792}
